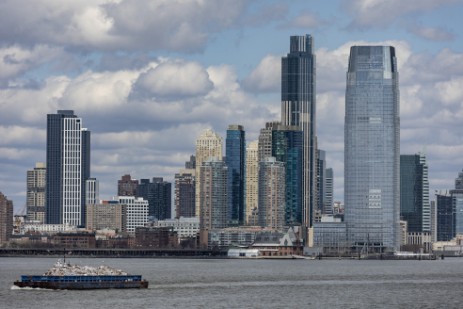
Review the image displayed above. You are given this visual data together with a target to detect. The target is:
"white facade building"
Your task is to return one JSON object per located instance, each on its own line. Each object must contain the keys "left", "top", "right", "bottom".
{"left": 152, "top": 217, "right": 200, "bottom": 240}
{"left": 113, "top": 196, "right": 148, "bottom": 234}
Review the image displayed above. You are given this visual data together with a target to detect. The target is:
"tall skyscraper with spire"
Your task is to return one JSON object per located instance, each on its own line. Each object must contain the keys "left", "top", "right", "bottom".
{"left": 281, "top": 35, "right": 316, "bottom": 230}
{"left": 46, "top": 110, "right": 91, "bottom": 226}
{"left": 344, "top": 46, "right": 400, "bottom": 252}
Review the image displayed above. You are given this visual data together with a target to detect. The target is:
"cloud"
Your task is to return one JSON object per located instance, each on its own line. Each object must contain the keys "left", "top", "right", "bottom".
{"left": 0, "top": 45, "right": 65, "bottom": 82}
{"left": 279, "top": 11, "right": 324, "bottom": 29}
{"left": 133, "top": 60, "right": 213, "bottom": 99}
{"left": 435, "top": 77, "right": 463, "bottom": 105}
{"left": 0, "top": 126, "right": 46, "bottom": 147}
{"left": 408, "top": 24, "right": 455, "bottom": 41}
{"left": 241, "top": 3, "right": 287, "bottom": 27}
{"left": 0, "top": 0, "right": 248, "bottom": 52}
{"left": 242, "top": 55, "right": 280, "bottom": 93}
{"left": 60, "top": 69, "right": 139, "bottom": 112}
{"left": 345, "top": 0, "right": 461, "bottom": 29}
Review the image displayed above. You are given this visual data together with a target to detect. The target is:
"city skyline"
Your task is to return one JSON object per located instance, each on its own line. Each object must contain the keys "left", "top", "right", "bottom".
{"left": 0, "top": 1, "right": 462, "bottom": 212}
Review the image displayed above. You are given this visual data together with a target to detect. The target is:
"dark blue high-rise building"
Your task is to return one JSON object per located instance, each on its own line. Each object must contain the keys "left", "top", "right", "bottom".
{"left": 225, "top": 125, "right": 245, "bottom": 225}
{"left": 46, "top": 110, "right": 90, "bottom": 226}
{"left": 272, "top": 125, "right": 303, "bottom": 226}
{"left": 400, "top": 154, "right": 430, "bottom": 233}
{"left": 436, "top": 193, "right": 455, "bottom": 241}
{"left": 138, "top": 177, "right": 172, "bottom": 220}
{"left": 281, "top": 35, "right": 316, "bottom": 230}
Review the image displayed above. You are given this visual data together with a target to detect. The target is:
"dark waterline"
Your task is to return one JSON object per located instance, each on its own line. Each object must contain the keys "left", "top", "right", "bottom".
{"left": 1, "top": 257, "right": 463, "bottom": 308}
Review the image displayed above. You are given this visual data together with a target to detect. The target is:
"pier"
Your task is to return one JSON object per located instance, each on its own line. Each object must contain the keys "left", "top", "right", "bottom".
{"left": 0, "top": 248, "right": 228, "bottom": 258}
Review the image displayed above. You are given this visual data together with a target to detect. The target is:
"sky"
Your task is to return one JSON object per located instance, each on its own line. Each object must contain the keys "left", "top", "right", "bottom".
{"left": 1, "top": 0, "right": 463, "bottom": 214}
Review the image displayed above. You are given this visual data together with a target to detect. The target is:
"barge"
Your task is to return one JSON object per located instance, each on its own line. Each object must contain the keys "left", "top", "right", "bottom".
{"left": 14, "top": 260, "right": 148, "bottom": 290}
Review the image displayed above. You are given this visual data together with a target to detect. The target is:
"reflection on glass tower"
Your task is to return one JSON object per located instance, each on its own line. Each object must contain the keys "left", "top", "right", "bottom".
{"left": 344, "top": 46, "right": 400, "bottom": 252}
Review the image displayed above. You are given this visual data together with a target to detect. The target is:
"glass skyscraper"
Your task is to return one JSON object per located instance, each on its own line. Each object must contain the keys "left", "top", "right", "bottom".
{"left": 272, "top": 125, "right": 303, "bottom": 226}
{"left": 400, "top": 154, "right": 430, "bottom": 233}
{"left": 281, "top": 35, "right": 316, "bottom": 229}
{"left": 46, "top": 110, "right": 90, "bottom": 226}
{"left": 344, "top": 46, "right": 400, "bottom": 252}
{"left": 225, "top": 125, "right": 245, "bottom": 225}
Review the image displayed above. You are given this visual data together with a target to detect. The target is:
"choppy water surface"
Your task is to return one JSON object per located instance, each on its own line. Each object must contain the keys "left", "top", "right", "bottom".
{"left": 1, "top": 257, "right": 463, "bottom": 308}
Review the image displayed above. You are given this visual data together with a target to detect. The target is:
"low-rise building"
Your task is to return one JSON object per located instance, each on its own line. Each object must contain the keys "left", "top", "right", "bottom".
{"left": 150, "top": 217, "right": 199, "bottom": 242}
{"left": 311, "top": 221, "right": 348, "bottom": 255}
{"left": 135, "top": 227, "right": 178, "bottom": 248}
{"left": 251, "top": 227, "right": 303, "bottom": 257}
{"left": 51, "top": 232, "right": 96, "bottom": 248}
{"left": 21, "top": 223, "right": 77, "bottom": 235}
{"left": 208, "top": 227, "right": 261, "bottom": 249}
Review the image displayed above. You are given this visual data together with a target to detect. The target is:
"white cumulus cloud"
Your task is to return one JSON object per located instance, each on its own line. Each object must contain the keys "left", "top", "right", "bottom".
{"left": 135, "top": 60, "right": 213, "bottom": 99}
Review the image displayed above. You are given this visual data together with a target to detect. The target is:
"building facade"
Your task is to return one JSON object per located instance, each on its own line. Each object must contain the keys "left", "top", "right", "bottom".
{"left": 400, "top": 154, "right": 430, "bottom": 233}
{"left": 272, "top": 125, "right": 303, "bottom": 226}
{"left": 113, "top": 196, "right": 148, "bottom": 234}
{"left": 436, "top": 193, "right": 455, "bottom": 241}
{"left": 245, "top": 141, "right": 259, "bottom": 225}
{"left": 324, "top": 168, "right": 334, "bottom": 215}
{"left": 226, "top": 125, "right": 246, "bottom": 225}
{"left": 85, "top": 178, "right": 99, "bottom": 206}
{"left": 26, "top": 162, "right": 46, "bottom": 223}
{"left": 316, "top": 149, "right": 326, "bottom": 218}
{"left": 0, "top": 192, "right": 13, "bottom": 244}
{"left": 86, "top": 201, "right": 127, "bottom": 232}
{"left": 152, "top": 217, "right": 200, "bottom": 241}
{"left": 117, "top": 174, "right": 138, "bottom": 196}
{"left": 135, "top": 227, "right": 178, "bottom": 248}
{"left": 195, "top": 129, "right": 223, "bottom": 217}
{"left": 174, "top": 170, "right": 196, "bottom": 218}
{"left": 281, "top": 35, "right": 317, "bottom": 230}
{"left": 199, "top": 159, "right": 228, "bottom": 245}
{"left": 344, "top": 46, "right": 400, "bottom": 252}
{"left": 258, "top": 157, "right": 286, "bottom": 230}
{"left": 46, "top": 110, "right": 90, "bottom": 226}
{"left": 137, "top": 177, "right": 171, "bottom": 220}
{"left": 451, "top": 170, "right": 463, "bottom": 235}
{"left": 258, "top": 121, "right": 279, "bottom": 162}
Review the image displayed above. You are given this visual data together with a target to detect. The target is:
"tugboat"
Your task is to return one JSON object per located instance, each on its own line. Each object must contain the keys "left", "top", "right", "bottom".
{"left": 14, "top": 259, "right": 148, "bottom": 290}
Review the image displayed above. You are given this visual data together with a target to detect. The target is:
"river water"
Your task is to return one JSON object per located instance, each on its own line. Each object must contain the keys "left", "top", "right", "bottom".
{"left": 1, "top": 257, "right": 462, "bottom": 308}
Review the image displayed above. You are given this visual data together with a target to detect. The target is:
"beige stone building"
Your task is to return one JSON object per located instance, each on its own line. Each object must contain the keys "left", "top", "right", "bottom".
{"left": 245, "top": 140, "right": 259, "bottom": 225}
{"left": 86, "top": 201, "right": 127, "bottom": 233}
{"left": 195, "top": 129, "right": 223, "bottom": 217}
{"left": 26, "top": 162, "right": 46, "bottom": 223}
{"left": 0, "top": 192, "right": 13, "bottom": 244}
